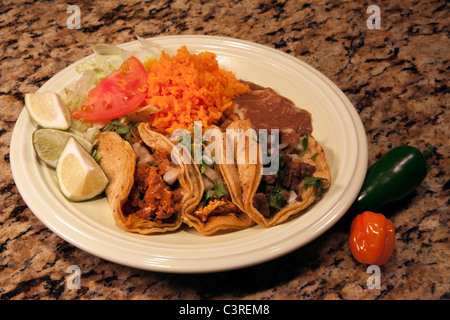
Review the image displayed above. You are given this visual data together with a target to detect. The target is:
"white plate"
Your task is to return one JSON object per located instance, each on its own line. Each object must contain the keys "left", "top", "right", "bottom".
{"left": 10, "top": 35, "right": 367, "bottom": 273}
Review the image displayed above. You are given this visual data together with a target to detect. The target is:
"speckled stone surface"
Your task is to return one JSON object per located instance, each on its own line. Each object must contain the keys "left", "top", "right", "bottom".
{"left": 0, "top": 0, "right": 448, "bottom": 300}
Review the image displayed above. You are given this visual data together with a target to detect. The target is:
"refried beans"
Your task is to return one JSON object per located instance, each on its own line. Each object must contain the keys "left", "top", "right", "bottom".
{"left": 233, "top": 81, "right": 312, "bottom": 146}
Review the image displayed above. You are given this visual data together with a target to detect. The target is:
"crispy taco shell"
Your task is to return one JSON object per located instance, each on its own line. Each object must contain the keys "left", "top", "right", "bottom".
{"left": 228, "top": 120, "right": 331, "bottom": 228}
{"left": 96, "top": 123, "right": 196, "bottom": 234}
{"left": 181, "top": 125, "right": 254, "bottom": 235}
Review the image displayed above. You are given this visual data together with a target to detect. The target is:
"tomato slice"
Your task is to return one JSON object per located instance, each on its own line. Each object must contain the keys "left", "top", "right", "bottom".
{"left": 71, "top": 56, "right": 148, "bottom": 122}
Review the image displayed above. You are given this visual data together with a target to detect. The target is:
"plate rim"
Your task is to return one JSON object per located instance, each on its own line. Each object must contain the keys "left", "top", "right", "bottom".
{"left": 10, "top": 35, "right": 368, "bottom": 273}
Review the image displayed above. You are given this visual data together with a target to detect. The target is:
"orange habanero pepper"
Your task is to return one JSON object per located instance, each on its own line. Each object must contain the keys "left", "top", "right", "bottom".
{"left": 349, "top": 211, "right": 396, "bottom": 266}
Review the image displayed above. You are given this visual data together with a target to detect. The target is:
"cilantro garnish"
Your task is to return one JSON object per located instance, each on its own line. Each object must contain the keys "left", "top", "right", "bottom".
{"left": 304, "top": 176, "right": 327, "bottom": 197}
{"left": 297, "top": 132, "right": 310, "bottom": 157}
{"left": 199, "top": 157, "right": 213, "bottom": 174}
{"left": 213, "top": 180, "right": 228, "bottom": 198}
{"left": 201, "top": 179, "right": 228, "bottom": 206}
{"left": 267, "top": 186, "right": 287, "bottom": 211}
{"left": 101, "top": 119, "right": 138, "bottom": 140}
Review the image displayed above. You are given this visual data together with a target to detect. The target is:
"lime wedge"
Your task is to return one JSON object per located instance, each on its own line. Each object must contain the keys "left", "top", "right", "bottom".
{"left": 32, "top": 129, "right": 93, "bottom": 168}
{"left": 56, "top": 137, "right": 108, "bottom": 201}
{"left": 25, "top": 91, "right": 72, "bottom": 129}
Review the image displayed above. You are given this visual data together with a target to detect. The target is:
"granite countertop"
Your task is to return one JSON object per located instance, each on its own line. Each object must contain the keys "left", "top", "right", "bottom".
{"left": 0, "top": 0, "right": 448, "bottom": 300}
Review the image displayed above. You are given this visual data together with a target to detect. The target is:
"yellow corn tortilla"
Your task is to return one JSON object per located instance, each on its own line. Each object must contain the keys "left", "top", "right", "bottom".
{"left": 228, "top": 120, "right": 331, "bottom": 227}
{"left": 181, "top": 125, "right": 254, "bottom": 235}
{"left": 96, "top": 123, "right": 196, "bottom": 234}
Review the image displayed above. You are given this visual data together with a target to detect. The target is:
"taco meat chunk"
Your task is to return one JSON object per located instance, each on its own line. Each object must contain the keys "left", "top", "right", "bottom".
{"left": 253, "top": 152, "right": 318, "bottom": 217}
{"left": 122, "top": 150, "right": 183, "bottom": 223}
{"left": 253, "top": 193, "right": 271, "bottom": 218}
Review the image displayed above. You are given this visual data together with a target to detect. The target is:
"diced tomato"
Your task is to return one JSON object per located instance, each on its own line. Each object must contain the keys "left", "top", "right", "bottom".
{"left": 71, "top": 56, "right": 148, "bottom": 122}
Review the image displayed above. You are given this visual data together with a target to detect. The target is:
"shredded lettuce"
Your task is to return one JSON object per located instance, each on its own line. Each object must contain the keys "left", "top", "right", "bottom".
{"left": 60, "top": 37, "right": 162, "bottom": 137}
{"left": 69, "top": 122, "right": 99, "bottom": 145}
{"left": 74, "top": 37, "right": 162, "bottom": 86}
{"left": 75, "top": 45, "right": 123, "bottom": 85}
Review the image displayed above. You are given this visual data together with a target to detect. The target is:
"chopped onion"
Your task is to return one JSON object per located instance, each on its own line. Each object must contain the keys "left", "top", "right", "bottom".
{"left": 289, "top": 153, "right": 302, "bottom": 162}
{"left": 287, "top": 190, "right": 298, "bottom": 204}
{"left": 203, "top": 166, "right": 223, "bottom": 185}
{"left": 294, "top": 143, "right": 304, "bottom": 153}
{"left": 202, "top": 175, "right": 215, "bottom": 190}
{"left": 163, "top": 167, "right": 180, "bottom": 185}
{"left": 132, "top": 142, "right": 141, "bottom": 154}
{"left": 133, "top": 142, "right": 155, "bottom": 167}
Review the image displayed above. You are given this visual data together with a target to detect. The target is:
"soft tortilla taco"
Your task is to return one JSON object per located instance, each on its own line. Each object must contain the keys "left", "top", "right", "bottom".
{"left": 96, "top": 123, "right": 196, "bottom": 234}
{"left": 181, "top": 125, "right": 254, "bottom": 235}
{"left": 227, "top": 120, "right": 331, "bottom": 228}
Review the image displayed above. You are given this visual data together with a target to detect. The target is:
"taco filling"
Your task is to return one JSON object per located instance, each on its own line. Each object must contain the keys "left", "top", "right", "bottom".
{"left": 170, "top": 124, "right": 253, "bottom": 235}
{"left": 194, "top": 162, "right": 240, "bottom": 222}
{"left": 224, "top": 81, "right": 331, "bottom": 227}
{"left": 253, "top": 133, "right": 328, "bottom": 218}
{"left": 95, "top": 123, "right": 194, "bottom": 234}
{"left": 122, "top": 144, "right": 183, "bottom": 225}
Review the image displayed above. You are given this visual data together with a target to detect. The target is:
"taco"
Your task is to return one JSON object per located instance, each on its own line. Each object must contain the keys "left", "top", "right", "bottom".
{"left": 181, "top": 125, "right": 254, "bottom": 235}
{"left": 227, "top": 120, "right": 331, "bottom": 228}
{"left": 96, "top": 123, "right": 196, "bottom": 234}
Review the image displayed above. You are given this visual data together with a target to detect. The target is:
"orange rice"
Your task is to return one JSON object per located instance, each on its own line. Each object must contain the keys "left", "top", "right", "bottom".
{"left": 143, "top": 46, "right": 250, "bottom": 135}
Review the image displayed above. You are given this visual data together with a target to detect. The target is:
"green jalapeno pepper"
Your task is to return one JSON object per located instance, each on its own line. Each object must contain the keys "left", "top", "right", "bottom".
{"left": 350, "top": 145, "right": 428, "bottom": 213}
